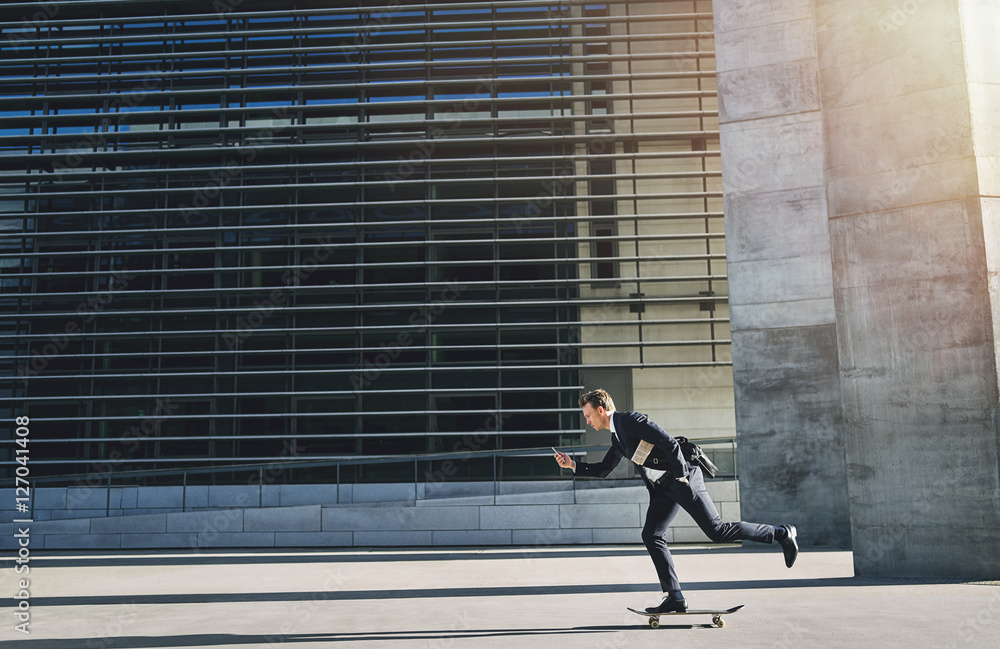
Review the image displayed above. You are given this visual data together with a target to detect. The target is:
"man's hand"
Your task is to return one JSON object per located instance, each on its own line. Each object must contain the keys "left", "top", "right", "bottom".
{"left": 553, "top": 450, "right": 576, "bottom": 472}
{"left": 676, "top": 477, "right": 689, "bottom": 484}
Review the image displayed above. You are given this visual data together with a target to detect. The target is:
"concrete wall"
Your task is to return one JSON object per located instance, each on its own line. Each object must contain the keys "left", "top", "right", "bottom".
{"left": 715, "top": 0, "right": 1000, "bottom": 578}
{"left": 713, "top": 0, "right": 852, "bottom": 549}
{"left": 814, "top": 0, "right": 1000, "bottom": 579}
{"left": 0, "top": 480, "right": 741, "bottom": 550}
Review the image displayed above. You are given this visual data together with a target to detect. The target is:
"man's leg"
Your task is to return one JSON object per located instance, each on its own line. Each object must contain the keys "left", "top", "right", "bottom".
{"left": 671, "top": 467, "right": 799, "bottom": 566}
{"left": 641, "top": 485, "right": 694, "bottom": 613}
{"left": 669, "top": 466, "right": 775, "bottom": 544}
{"left": 641, "top": 485, "right": 682, "bottom": 593}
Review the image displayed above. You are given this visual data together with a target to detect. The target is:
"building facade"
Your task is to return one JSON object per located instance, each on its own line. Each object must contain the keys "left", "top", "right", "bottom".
{"left": 1, "top": 0, "right": 727, "bottom": 484}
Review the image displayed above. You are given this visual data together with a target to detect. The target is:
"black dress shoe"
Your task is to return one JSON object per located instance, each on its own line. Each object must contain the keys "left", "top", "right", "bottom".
{"left": 645, "top": 595, "right": 688, "bottom": 614}
{"left": 778, "top": 524, "right": 798, "bottom": 568}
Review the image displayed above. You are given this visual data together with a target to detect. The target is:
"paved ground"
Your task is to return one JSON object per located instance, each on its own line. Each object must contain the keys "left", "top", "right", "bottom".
{"left": 2, "top": 544, "right": 999, "bottom": 648}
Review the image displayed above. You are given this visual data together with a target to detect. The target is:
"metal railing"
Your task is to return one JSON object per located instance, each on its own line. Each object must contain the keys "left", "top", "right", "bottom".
{"left": 22, "top": 439, "right": 738, "bottom": 517}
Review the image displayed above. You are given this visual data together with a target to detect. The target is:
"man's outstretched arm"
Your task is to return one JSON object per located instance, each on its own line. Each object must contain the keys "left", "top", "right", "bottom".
{"left": 554, "top": 446, "right": 623, "bottom": 478}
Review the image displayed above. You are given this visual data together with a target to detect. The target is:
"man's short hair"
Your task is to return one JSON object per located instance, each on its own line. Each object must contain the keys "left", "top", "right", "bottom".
{"left": 578, "top": 388, "right": 615, "bottom": 411}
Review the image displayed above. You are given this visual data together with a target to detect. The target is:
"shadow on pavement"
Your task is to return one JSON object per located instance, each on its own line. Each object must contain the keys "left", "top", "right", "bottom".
{"left": 0, "top": 625, "right": 683, "bottom": 648}
{"left": 7, "top": 544, "right": 848, "bottom": 569}
{"left": 11, "top": 576, "right": 862, "bottom": 608}
{"left": 6, "top": 548, "right": 655, "bottom": 569}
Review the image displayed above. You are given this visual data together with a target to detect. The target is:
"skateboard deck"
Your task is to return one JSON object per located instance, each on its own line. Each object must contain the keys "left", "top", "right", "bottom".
{"left": 627, "top": 604, "right": 744, "bottom": 628}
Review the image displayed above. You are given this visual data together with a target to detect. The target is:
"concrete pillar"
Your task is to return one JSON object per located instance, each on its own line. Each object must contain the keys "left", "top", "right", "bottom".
{"left": 714, "top": 0, "right": 852, "bottom": 548}
{"left": 716, "top": 0, "right": 1000, "bottom": 578}
{"left": 815, "top": 0, "right": 1000, "bottom": 579}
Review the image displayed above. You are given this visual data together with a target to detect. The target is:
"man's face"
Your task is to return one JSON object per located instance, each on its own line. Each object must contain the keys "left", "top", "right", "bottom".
{"left": 581, "top": 402, "right": 610, "bottom": 431}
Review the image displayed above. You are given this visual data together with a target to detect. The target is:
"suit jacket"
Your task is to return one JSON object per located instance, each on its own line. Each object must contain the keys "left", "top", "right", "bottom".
{"left": 574, "top": 411, "right": 690, "bottom": 487}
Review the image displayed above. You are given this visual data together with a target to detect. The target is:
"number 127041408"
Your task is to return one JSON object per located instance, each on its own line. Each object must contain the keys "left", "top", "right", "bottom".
{"left": 14, "top": 416, "right": 30, "bottom": 514}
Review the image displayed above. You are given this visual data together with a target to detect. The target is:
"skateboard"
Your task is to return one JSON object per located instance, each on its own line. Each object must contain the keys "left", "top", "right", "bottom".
{"left": 627, "top": 604, "right": 744, "bottom": 628}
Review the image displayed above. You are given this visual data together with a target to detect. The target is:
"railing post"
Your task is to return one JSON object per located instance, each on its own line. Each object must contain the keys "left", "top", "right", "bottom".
{"left": 492, "top": 452, "right": 498, "bottom": 505}
{"left": 571, "top": 460, "right": 576, "bottom": 504}
{"left": 336, "top": 463, "right": 340, "bottom": 504}
{"left": 106, "top": 471, "right": 112, "bottom": 517}
{"left": 413, "top": 457, "right": 418, "bottom": 502}
{"left": 258, "top": 467, "right": 264, "bottom": 507}
{"left": 182, "top": 471, "right": 187, "bottom": 513}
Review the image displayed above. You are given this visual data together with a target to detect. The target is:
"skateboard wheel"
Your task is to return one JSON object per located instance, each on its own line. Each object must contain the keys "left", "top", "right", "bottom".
{"left": 649, "top": 617, "right": 659, "bottom": 629}
{"left": 713, "top": 615, "right": 724, "bottom": 628}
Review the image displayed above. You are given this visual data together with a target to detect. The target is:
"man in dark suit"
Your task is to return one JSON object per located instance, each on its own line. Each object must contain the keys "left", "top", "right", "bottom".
{"left": 553, "top": 388, "right": 798, "bottom": 614}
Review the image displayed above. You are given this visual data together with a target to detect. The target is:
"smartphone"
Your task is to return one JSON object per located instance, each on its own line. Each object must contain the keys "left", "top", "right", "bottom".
{"left": 551, "top": 447, "right": 560, "bottom": 455}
